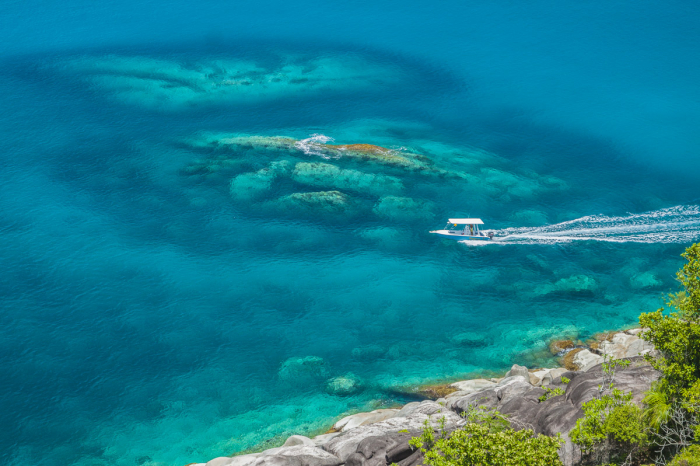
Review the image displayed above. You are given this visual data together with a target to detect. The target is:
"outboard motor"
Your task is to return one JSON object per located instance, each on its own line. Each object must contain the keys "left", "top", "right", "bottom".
{"left": 488, "top": 231, "right": 495, "bottom": 239}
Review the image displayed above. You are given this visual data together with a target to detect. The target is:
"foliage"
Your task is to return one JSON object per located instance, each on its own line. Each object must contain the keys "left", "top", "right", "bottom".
{"left": 571, "top": 388, "right": 647, "bottom": 450}
{"left": 460, "top": 404, "right": 510, "bottom": 432}
{"left": 562, "top": 376, "right": 571, "bottom": 384}
{"left": 571, "top": 355, "right": 648, "bottom": 464}
{"left": 636, "top": 244, "right": 700, "bottom": 464}
{"left": 410, "top": 405, "right": 563, "bottom": 466}
{"left": 539, "top": 386, "right": 565, "bottom": 402}
{"left": 640, "top": 243, "right": 700, "bottom": 402}
{"left": 642, "top": 386, "right": 671, "bottom": 429}
{"left": 668, "top": 444, "right": 700, "bottom": 466}
{"left": 670, "top": 243, "right": 700, "bottom": 319}
{"left": 639, "top": 311, "right": 700, "bottom": 401}
{"left": 647, "top": 402, "right": 700, "bottom": 462}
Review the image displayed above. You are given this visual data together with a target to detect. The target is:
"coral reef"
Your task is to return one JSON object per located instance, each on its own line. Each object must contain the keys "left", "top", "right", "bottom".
{"left": 177, "top": 129, "right": 568, "bottom": 222}
{"left": 277, "top": 191, "right": 356, "bottom": 215}
{"left": 278, "top": 356, "right": 330, "bottom": 382}
{"left": 372, "top": 196, "right": 434, "bottom": 221}
{"left": 534, "top": 274, "right": 599, "bottom": 297}
{"left": 325, "top": 374, "right": 363, "bottom": 397}
{"left": 230, "top": 161, "right": 290, "bottom": 200}
{"left": 450, "top": 332, "right": 488, "bottom": 347}
{"left": 58, "top": 54, "right": 400, "bottom": 110}
{"left": 182, "top": 134, "right": 460, "bottom": 177}
{"left": 291, "top": 162, "right": 403, "bottom": 195}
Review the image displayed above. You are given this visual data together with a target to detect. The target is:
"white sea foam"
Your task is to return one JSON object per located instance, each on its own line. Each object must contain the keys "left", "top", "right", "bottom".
{"left": 294, "top": 134, "right": 335, "bottom": 158}
{"left": 484, "top": 205, "right": 700, "bottom": 245}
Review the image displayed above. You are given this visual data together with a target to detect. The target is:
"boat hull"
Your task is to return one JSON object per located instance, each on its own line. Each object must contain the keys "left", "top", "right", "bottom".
{"left": 429, "top": 230, "right": 492, "bottom": 241}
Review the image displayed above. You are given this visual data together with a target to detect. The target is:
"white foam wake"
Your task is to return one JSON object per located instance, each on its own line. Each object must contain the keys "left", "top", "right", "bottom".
{"left": 487, "top": 205, "right": 700, "bottom": 245}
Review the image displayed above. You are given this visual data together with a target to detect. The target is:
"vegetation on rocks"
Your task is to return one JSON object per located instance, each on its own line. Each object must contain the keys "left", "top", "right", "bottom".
{"left": 407, "top": 243, "right": 700, "bottom": 466}
{"left": 409, "top": 406, "right": 563, "bottom": 466}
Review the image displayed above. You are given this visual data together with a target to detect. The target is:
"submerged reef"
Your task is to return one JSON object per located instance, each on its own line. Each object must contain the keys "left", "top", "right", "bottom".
{"left": 276, "top": 191, "right": 357, "bottom": 215}
{"left": 184, "top": 133, "right": 459, "bottom": 177}
{"left": 372, "top": 196, "right": 435, "bottom": 221}
{"left": 178, "top": 131, "right": 569, "bottom": 224}
{"left": 291, "top": 162, "right": 403, "bottom": 196}
{"left": 55, "top": 54, "right": 400, "bottom": 110}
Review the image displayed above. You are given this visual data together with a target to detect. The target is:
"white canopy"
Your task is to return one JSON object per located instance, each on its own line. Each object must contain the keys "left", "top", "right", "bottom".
{"left": 448, "top": 218, "right": 483, "bottom": 224}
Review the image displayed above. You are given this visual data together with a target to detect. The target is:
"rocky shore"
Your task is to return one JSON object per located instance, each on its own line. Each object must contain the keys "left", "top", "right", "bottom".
{"left": 193, "top": 328, "right": 657, "bottom": 466}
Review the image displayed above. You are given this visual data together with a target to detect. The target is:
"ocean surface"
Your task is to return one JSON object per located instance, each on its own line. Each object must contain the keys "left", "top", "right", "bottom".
{"left": 1, "top": 1, "right": 700, "bottom": 465}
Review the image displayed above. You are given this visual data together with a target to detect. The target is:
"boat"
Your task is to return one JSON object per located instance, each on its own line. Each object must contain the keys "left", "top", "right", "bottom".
{"left": 430, "top": 218, "right": 494, "bottom": 241}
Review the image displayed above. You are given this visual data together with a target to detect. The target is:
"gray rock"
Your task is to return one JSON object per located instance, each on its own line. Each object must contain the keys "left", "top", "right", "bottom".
{"left": 206, "top": 458, "right": 238, "bottom": 466}
{"left": 323, "top": 402, "right": 461, "bottom": 462}
{"left": 284, "top": 436, "right": 316, "bottom": 447}
{"left": 449, "top": 378, "right": 496, "bottom": 392}
{"left": 206, "top": 453, "right": 261, "bottom": 466}
{"left": 505, "top": 364, "right": 530, "bottom": 380}
{"left": 541, "top": 368, "right": 568, "bottom": 386}
{"left": 333, "top": 409, "right": 400, "bottom": 432}
{"left": 572, "top": 349, "right": 603, "bottom": 372}
{"left": 312, "top": 433, "right": 341, "bottom": 446}
{"left": 256, "top": 445, "right": 343, "bottom": 466}
{"left": 447, "top": 376, "right": 532, "bottom": 414}
{"left": 394, "top": 402, "right": 421, "bottom": 418}
{"left": 566, "top": 357, "right": 659, "bottom": 408}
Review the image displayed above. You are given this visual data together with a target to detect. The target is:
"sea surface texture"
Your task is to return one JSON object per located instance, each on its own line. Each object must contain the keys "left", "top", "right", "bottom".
{"left": 2, "top": 1, "right": 700, "bottom": 465}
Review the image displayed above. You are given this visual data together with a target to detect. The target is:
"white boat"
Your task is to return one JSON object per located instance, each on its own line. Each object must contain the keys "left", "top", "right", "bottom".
{"left": 430, "top": 218, "right": 494, "bottom": 241}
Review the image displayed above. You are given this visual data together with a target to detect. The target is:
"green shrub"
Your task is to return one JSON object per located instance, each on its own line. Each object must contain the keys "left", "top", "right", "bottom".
{"left": 538, "top": 386, "right": 565, "bottom": 402}
{"left": 571, "top": 388, "right": 647, "bottom": 451}
{"left": 419, "top": 423, "right": 563, "bottom": 466}
{"left": 409, "top": 406, "right": 563, "bottom": 466}
{"left": 640, "top": 243, "right": 700, "bottom": 402}
{"left": 668, "top": 445, "right": 700, "bottom": 466}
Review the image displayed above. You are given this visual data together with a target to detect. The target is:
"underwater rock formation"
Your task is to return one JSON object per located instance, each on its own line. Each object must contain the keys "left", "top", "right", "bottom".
{"left": 183, "top": 134, "right": 460, "bottom": 177}
{"left": 325, "top": 374, "right": 364, "bottom": 397}
{"left": 629, "top": 271, "right": 663, "bottom": 290}
{"left": 277, "top": 191, "right": 357, "bottom": 215}
{"left": 57, "top": 54, "right": 400, "bottom": 110}
{"left": 178, "top": 130, "right": 568, "bottom": 222}
{"left": 534, "top": 274, "right": 599, "bottom": 297}
{"left": 230, "top": 161, "right": 291, "bottom": 200}
{"left": 372, "top": 196, "right": 434, "bottom": 221}
{"left": 278, "top": 356, "right": 330, "bottom": 382}
{"left": 450, "top": 331, "right": 488, "bottom": 347}
{"left": 291, "top": 162, "right": 403, "bottom": 195}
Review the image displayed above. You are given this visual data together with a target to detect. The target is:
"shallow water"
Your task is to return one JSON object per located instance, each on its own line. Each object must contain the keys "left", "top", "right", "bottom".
{"left": 1, "top": 2, "right": 700, "bottom": 466}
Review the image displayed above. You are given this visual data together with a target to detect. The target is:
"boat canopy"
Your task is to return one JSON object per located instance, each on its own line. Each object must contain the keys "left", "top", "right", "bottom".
{"left": 448, "top": 218, "right": 483, "bottom": 224}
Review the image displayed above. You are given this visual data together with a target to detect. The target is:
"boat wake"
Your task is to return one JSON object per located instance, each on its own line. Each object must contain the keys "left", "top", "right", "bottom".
{"left": 484, "top": 205, "right": 700, "bottom": 245}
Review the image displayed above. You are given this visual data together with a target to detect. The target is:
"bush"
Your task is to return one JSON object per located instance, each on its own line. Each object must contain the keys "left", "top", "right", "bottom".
{"left": 420, "top": 423, "right": 563, "bottom": 466}
{"left": 639, "top": 244, "right": 700, "bottom": 463}
{"left": 668, "top": 444, "right": 700, "bottom": 466}
{"left": 409, "top": 407, "right": 563, "bottom": 466}
{"left": 571, "top": 387, "right": 647, "bottom": 464}
{"left": 639, "top": 243, "right": 700, "bottom": 401}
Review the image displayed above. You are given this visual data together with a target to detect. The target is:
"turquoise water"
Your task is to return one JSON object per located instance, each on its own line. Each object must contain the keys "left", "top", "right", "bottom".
{"left": 2, "top": 2, "right": 700, "bottom": 465}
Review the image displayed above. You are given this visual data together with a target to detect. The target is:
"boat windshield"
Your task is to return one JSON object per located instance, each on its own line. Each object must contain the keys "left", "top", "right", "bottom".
{"left": 444, "top": 223, "right": 480, "bottom": 234}
{"left": 445, "top": 223, "right": 467, "bottom": 231}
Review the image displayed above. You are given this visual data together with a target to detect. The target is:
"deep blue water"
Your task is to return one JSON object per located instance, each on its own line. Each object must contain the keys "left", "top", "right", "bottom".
{"left": 1, "top": 2, "right": 700, "bottom": 465}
